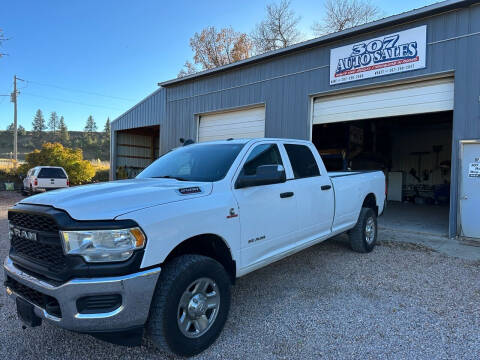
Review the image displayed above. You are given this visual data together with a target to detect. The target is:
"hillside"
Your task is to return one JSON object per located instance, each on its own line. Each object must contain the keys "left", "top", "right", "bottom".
{"left": 0, "top": 131, "right": 110, "bottom": 161}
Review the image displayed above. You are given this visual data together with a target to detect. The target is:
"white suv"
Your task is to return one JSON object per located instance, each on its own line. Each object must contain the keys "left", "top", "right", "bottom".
{"left": 22, "top": 166, "right": 69, "bottom": 195}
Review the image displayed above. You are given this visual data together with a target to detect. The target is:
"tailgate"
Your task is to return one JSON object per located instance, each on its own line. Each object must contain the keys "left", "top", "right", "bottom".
{"left": 38, "top": 178, "right": 67, "bottom": 188}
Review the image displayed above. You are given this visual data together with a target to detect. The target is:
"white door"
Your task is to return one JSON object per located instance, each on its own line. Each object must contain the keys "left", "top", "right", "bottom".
{"left": 312, "top": 78, "right": 454, "bottom": 125}
{"left": 281, "top": 142, "right": 334, "bottom": 240}
{"left": 233, "top": 143, "right": 299, "bottom": 269}
{"left": 198, "top": 107, "right": 265, "bottom": 142}
{"left": 460, "top": 141, "right": 480, "bottom": 238}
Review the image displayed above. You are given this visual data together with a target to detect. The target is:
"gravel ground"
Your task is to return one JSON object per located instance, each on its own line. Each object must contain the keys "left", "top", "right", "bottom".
{"left": 1, "top": 192, "right": 479, "bottom": 360}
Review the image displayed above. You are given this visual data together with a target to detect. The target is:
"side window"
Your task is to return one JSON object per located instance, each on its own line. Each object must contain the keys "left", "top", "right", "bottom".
{"left": 284, "top": 144, "right": 320, "bottom": 179}
{"left": 242, "top": 144, "right": 283, "bottom": 176}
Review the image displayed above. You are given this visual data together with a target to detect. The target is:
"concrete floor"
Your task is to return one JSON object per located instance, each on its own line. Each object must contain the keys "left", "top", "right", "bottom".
{"left": 377, "top": 201, "right": 480, "bottom": 261}
{"left": 379, "top": 201, "right": 449, "bottom": 236}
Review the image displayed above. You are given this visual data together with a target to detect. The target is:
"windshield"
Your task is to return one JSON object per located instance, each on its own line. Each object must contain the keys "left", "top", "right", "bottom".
{"left": 137, "top": 143, "right": 245, "bottom": 182}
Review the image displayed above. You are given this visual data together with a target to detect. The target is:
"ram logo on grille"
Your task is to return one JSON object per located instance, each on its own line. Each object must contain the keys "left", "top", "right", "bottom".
{"left": 9, "top": 225, "right": 37, "bottom": 242}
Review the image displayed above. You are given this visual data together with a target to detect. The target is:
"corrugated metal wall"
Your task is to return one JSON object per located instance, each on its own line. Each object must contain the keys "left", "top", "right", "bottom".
{"left": 159, "top": 3, "right": 480, "bottom": 237}
{"left": 110, "top": 88, "right": 166, "bottom": 179}
{"left": 112, "top": 88, "right": 166, "bottom": 132}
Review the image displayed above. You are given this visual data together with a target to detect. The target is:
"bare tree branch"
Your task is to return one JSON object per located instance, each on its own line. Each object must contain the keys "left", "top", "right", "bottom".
{"left": 312, "top": 0, "right": 382, "bottom": 36}
{"left": 0, "top": 28, "right": 8, "bottom": 58}
{"left": 251, "top": 0, "right": 302, "bottom": 54}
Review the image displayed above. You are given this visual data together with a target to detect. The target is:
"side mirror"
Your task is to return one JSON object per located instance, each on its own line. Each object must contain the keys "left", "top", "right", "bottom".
{"left": 236, "top": 164, "right": 286, "bottom": 189}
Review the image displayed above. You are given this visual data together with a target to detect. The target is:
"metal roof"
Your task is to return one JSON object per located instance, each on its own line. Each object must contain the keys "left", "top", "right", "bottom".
{"left": 159, "top": 0, "right": 475, "bottom": 87}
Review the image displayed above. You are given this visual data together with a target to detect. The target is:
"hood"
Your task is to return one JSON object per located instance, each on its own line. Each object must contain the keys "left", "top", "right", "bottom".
{"left": 20, "top": 178, "right": 213, "bottom": 220}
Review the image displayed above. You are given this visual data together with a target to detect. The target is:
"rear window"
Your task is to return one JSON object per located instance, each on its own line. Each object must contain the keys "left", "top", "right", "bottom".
{"left": 284, "top": 144, "right": 320, "bottom": 179}
{"left": 38, "top": 168, "right": 67, "bottom": 179}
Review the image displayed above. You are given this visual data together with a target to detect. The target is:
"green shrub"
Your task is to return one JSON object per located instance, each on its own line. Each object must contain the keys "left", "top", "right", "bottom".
{"left": 92, "top": 169, "right": 110, "bottom": 183}
{"left": 18, "top": 142, "right": 95, "bottom": 185}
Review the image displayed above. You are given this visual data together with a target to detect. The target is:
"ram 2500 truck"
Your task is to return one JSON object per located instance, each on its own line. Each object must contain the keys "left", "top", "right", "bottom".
{"left": 4, "top": 138, "right": 385, "bottom": 357}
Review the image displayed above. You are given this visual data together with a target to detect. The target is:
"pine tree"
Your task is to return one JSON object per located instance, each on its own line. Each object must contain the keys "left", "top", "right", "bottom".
{"left": 58, "top": 116, "right": 69, "bottom": 144}
{"left": 104, "top": 117, "right": 110, "bottom": 136}
{"left": 7, "top": 123, "right": 27, "bottom": 135}
{"left": 32, "top": 109, "right": 46, "bottom": 136}
{"left": 84, "top": 115, "right": 97, "bottom": 134}
{"left": 48, "top": 111, "right": 59, "bottom": 135}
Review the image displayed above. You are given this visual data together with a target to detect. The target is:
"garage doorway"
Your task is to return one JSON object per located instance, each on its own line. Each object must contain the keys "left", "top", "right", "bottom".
{"left": 115, "top": 125, "right": 160, "bottom": 179}
{"left": 312, "top": 78, "right": 454, "bottom": 237}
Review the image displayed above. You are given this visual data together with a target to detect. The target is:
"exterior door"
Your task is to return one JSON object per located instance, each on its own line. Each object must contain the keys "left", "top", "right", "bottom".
{"left": 282, "top": 143, "right": 335, "bottom": 240}
{"left": 460, "top": 141, "right": 480, "bottom": 238}
{"left": 233, "top": 143, "right": 299, "bottom": 269}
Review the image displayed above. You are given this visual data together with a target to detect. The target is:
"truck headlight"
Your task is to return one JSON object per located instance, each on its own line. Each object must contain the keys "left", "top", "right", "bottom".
{"left": 60, "top": 227, "right": 146, "bottom": 263}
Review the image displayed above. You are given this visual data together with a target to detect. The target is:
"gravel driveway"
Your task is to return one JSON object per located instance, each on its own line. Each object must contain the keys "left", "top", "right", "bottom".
{"left": 0, "top": 192, "right": 479, "bottom": 360}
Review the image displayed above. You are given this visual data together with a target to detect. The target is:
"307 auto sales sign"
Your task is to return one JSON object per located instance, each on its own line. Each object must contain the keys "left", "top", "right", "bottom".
{"left": 330, "top": 25, "right": 426, "bottom": 85}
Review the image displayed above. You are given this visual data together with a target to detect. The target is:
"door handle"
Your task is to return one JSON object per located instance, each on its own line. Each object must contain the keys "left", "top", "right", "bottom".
{"left": 321, "top": 185, "right": 332, "bottom": 191}
{"left": 280, "top": 192, "right": 294, "bottom": 198}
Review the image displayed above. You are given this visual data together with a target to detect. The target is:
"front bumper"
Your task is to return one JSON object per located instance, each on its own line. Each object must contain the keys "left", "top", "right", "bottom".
{"left": 3, "top": 257, "right": 161, "bottom": 332}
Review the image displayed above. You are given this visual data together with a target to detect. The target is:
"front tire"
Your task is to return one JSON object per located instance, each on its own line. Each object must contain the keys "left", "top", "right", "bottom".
{"left": 349, "top": 207, "right": 377, "bottom": 253}
{"left": 147, "top": 254, "right": 231, "bottom": 357}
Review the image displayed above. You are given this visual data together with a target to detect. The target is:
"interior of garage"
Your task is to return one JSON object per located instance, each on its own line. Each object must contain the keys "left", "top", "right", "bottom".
{"left": 312, "top": 111, "right": 452, "bottom": 236}
{"left": 115, "top": 125, "right": 160, "bottom": 179}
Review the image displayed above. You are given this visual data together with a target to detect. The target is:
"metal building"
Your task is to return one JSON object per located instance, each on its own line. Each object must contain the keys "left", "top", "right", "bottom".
{"left": 111, "top": 0, "right": 480, "bottom": 239}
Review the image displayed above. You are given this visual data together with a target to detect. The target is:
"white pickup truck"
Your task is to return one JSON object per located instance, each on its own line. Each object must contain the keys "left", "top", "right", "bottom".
{"left": 4, "top": 138, "right": 385, "bottom": 356}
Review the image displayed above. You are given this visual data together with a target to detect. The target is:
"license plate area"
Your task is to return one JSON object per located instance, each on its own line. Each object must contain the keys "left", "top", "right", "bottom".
{"left": 16, "top": 297, "right": 42, "bottom": 327}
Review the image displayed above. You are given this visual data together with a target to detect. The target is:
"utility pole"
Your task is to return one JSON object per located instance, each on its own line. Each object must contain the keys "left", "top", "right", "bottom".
{"left": 10, "top": 75, "right": 24, "bottom": 162}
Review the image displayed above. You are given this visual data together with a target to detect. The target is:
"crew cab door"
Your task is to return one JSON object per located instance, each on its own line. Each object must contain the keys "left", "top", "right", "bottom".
{"left": 281, "top": 142, "right": 334, "bottom": 240}
{"left": 232, "top": 142, "right": 299, "bottom": 269}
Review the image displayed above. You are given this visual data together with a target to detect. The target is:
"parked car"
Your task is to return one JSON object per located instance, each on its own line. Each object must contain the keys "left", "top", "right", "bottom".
{"left": 5, "top": 139, "right": 385, "bottom": 357}
{"left": 22, "top": 166, "right": 69, "bottom": 195}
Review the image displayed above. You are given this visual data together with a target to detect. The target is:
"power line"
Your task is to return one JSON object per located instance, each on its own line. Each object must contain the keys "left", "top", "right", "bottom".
{"left": 22, "top": 92, "right": 124, "bottom": 111}
{"left": 25, "top": 79, "right": 135, "bottom": 101}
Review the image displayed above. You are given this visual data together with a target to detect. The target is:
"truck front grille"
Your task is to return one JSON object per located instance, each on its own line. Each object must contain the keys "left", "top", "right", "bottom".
{"left": 8, "top": 211, "right": 67, "bottom": 275}
{"left": 10, "top": 235, "right": 67, "bottom": 272}
{"left": 9, "top": 212, "right": 59, "bottom": 232}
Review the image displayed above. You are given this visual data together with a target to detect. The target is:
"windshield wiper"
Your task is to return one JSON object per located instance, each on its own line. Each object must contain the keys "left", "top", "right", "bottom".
{"left": 151, "top": 175, "right": 189, "bottom": 181}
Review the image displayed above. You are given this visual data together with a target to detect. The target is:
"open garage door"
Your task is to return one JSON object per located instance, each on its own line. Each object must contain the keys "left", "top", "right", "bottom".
{"left": 198, "top": 106, "right": 265, "bottom": 142}
{"left": 313, "top": 78, "right": 454, "bottom": 124}
{"left": 311, "top": 78, "right": 455, "bottom": 238}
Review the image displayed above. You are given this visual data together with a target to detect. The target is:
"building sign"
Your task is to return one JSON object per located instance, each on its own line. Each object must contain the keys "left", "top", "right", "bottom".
{"left": 468, "top": 163, "right": 480, "bottom": 178}
{"left": 330, "top": 25, "right": 427, "bottom": 85}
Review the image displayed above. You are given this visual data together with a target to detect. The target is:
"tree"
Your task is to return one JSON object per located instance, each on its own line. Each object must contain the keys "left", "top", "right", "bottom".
{"left": 251, "top": 0, "right": 301, "bottom": 54}
{"left": 104, "top": 117, "right": 110, "bottom": 136}
{"left": 6, "top": 123, "right": 26, "bottom": 135}
{"left": 32, "top": 109, "right": 46, "bottom": 136}
{"left": 17, "top": 142, "right": 95, "bottom": 185}
{"left": 48, "top": 111, "right": 59, "bottom": 135}
{"left": 0, "top": 28, "right": 7, "bottom": 58}
{"left": 178, "top": 61, "right": 198, "bottom": 78}
{"left": 84, "top": 115, "right": 97, "bottom": 134}
{"left": 178, "top": 26, "right": 252, "bottom": 76}
{"left": 312, "top": 0, "right": 382, "bottom": 36}
{"left": 103, "top": 117, "right": 111, "bottom": 150}
{"left": 58, "top": 116, "right": 69, "bottom": 144}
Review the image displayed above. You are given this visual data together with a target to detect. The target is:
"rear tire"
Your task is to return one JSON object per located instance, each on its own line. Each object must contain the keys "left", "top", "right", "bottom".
{"left": 349, "top": 207, "right": 377, "bottom": 253}
{"left": 147, "top": 254, "right": 231, "bottom": 357}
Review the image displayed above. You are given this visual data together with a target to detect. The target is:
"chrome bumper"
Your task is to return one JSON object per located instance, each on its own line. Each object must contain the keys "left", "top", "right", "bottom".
{"left": 3, "top": 257, "right": 161, "bottom": 332}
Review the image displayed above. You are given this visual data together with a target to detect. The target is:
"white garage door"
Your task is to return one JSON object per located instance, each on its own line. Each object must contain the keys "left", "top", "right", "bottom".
{"left": 198, "top": 106, "right": 265, "bottom": 142}
{"left": 313, "top": 78, "right": 454, "bottom": 125}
